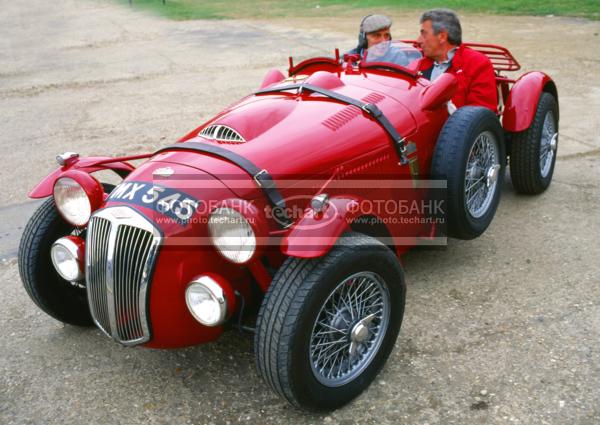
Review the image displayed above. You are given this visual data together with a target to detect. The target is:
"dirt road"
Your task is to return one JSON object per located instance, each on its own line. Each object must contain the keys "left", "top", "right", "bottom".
{"left": 1, "top": 0, "right": 599, "bottom": 423}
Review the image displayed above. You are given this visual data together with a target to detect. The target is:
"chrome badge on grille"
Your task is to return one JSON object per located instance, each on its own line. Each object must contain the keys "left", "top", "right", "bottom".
{"left": 107, "top": 206, "right": 133, "bottom": 220}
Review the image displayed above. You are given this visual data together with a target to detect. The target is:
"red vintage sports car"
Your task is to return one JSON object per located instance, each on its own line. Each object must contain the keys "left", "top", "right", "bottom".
{"left": 19, "top": 41, "right": 558, "bottom": 411}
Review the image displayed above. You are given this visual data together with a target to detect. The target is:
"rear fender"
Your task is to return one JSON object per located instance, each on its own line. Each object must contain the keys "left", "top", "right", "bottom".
{"left": 503, "top": 71, "right": 558, "bottom": 132}
{"left": 28, "top": 157, "right": 135, "bottom": 199}
{"left": 281, "top": 197, "right": 361, "bottom": 258}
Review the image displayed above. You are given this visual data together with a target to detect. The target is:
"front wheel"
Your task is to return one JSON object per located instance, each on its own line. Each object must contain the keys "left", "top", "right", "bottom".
{"left": 254, "top": 232, "right": 406, "bottom": 411}
{"left": 431, "top": 106, "right": 505, "bottom": 240}
{"left": 18, "top": 197, "right": 93, "bottom": 326}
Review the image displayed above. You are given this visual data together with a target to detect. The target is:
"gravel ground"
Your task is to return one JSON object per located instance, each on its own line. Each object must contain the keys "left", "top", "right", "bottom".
{"left": 1, "top": 0, "right": 600, "bottom": 424}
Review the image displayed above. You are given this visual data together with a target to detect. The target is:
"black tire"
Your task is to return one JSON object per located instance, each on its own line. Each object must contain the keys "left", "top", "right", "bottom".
{"left": 509, "top": 92, "right": 559, "bottom": 194}
{"left": 18, "top": 197, "right": 93, "bottom": 326}
{"left": 254, "top": 232, "right": 406, "bottom": 411}
{"left": 431, "top": 106, "right": 505, "bottom": 240}
{"left": 18, "top": 184, "right": 114, "bottom": 326}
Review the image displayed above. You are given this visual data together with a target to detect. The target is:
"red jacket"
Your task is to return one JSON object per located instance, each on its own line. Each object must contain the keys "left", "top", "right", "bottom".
{"left": 417, "top": 44, "right": 498, "bottom": 112}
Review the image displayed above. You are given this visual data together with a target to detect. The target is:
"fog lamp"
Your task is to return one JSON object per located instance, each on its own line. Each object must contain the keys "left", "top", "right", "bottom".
{"left": 185, "top": 276, "right": 227, "bottom": 327}
{"left": 50, "top": 236, "right": 84, "bottom": 282}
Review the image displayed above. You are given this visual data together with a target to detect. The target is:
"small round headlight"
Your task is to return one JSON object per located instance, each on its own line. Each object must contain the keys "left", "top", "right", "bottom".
{"left": 51, "top": 237, "right": 84, "bottom": 282}
{"left": 185, "top": 277, "right": 227, "bottom": 327}
{"left": 208, "top": 207, "right": 256, "bottom": 264}
{"left": 54, "top": 177, "right": 92, "bottom": 226}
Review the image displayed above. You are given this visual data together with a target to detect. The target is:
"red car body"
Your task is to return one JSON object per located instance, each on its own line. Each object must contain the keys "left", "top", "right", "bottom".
{"left": 27, "top": 42, "right": 557, "bottom": 349}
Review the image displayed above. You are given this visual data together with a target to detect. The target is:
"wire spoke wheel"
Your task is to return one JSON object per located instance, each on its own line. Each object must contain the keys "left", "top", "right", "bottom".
{"left": 540, "top": 110, "right": 557, "bottom": 178}
{"left": 509, "top": 92, "right": 558, "bottom": 195}
{"left": 309, "top": 271, "right": 390, "bottom": 387}
{"left": 431, "top": 106, "right": 505, "bottom": 239}
{"left": 255, "top": 232, "right": 405, "bottom": 411}
{"left": 464, "top": 130, "right": 501, "bottom": 219}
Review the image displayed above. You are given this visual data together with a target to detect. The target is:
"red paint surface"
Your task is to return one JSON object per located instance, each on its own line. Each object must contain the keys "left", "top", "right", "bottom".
{"left": 503, "top": 71, "right": 556, "bottom": 132}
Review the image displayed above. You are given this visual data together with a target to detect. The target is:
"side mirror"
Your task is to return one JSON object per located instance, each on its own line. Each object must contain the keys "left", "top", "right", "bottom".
{"left": 420, "top": 73, "right": 458, "bottom": 111}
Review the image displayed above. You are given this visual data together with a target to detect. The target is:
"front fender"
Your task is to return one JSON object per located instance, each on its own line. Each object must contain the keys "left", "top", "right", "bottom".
{"left": 28, "top": 157, "right": 135, "bottom": 198}
{"left": 503, "top": 71, "right": 558, "bottom": 132}
{"left": 281, "top": 197, "right": 360, "bottom": 258}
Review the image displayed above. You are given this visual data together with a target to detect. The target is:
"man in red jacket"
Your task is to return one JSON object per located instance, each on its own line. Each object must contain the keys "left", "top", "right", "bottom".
{"left": 416, "top": 9, "right": 498, "bottom": 113}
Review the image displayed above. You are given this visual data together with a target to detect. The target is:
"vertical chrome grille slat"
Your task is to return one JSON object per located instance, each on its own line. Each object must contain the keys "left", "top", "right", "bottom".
{"left": 113, "top": 226, "right": 122, "bottom": 339}
{"left": 119, "top": 226, "right": 130, "bottom": 341}
{"left": 115, "top": 226, "right": 128, "bottom": 341}
{"left": 93, "top": 219, "right": 102, "bottom": 329}
{"left": 126, "top": 226, "right": 137, "bottom": 341}
{"left": 100, "top": 218, "right": 112, "bottom": 333}
{"left": 87, "top": 217, "right": 113, "bottom": 336}
{"left": 96, "top": 219, "right": 106, "bottom": 332}
{"left": 141, "top": 233, "right": 154, "bottom": 335}
{"left": 86, "top": 207, "right": 160, "bottom": 346}
{"left": 99, "top": 218, "right": 111, "bottom": 334}
{"left": 122, "top": 226, "right": 133, "bottom": 341}
{"left": 126, "top": 227, "right": 142, "bottom": 340}
{"left": 127, "top": 227, "right": 138, "bottom": 340}
{"left": 134, "top": 229, "right": 148, "bottom": 339}
{"left": 131, "top": 229, "right": 144, "bottom": 338}
{"left": 94, "top": 219, "right": 103, "bottom": 330}
{"left": 132, "top": 229, "right": 145, "bottom": 338}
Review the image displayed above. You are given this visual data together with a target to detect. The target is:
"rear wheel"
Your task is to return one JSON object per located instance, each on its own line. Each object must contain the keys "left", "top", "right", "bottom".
{"left": 254, "top": 232, "right": 406, "bottom": 411}
{"left": 509, "top": 92, "right": 559, "bottom": 194}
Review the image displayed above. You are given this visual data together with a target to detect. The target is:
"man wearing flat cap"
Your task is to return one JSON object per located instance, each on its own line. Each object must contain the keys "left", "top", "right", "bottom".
{"left": 347, "top": 14, "right": 415, "bottom": 66}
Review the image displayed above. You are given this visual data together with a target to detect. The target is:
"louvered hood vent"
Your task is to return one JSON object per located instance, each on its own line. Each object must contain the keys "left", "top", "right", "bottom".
{"left": 199, "top": 125, "right": 245, "bottom": 143}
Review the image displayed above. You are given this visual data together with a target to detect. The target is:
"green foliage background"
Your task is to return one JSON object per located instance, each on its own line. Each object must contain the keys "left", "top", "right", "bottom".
{"left": 115, "top": 0, "right": 599, "bottom": 20}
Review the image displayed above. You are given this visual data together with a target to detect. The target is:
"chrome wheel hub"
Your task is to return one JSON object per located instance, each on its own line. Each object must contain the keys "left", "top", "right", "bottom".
{"left": 351, "top": 321, "right": 369, "bottom": 343}
{"left": 349, "top": 314, "right": 376, "bottom": 356}
{"left": 486, "top": 164, "right": 501, "bottom": 188}
{"left": 464, "top": 131, "right": 501, "bottom": 219}
{"left": 309, "top": 272, "right": 390, "bottom": 387}
{"left": 550, "top": 133, "right": 558, "bottom": 152}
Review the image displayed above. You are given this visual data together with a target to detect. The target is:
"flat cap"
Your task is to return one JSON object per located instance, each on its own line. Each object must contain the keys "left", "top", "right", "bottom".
{"left": 361, "top": 14, "right": 392, "bottom": 33}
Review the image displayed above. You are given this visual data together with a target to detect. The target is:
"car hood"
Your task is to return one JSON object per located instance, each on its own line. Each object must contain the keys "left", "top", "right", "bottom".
{"left": 168, "top": 77, "right": 418, "bottom": 181}
{"left": 103, "top": 161, "right": 237, "bottom": 236}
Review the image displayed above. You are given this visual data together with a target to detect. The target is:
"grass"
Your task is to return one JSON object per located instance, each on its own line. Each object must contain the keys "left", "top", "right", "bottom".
{"left": 116, "top": 0, "right": 600, "bottom": 20}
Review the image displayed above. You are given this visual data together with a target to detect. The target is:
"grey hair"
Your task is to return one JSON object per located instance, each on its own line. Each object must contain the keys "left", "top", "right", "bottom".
{"left": 420, "top": 9, "right": 462, "bottom": 45}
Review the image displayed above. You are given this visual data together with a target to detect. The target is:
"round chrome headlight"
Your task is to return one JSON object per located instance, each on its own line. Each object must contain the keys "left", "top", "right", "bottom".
{"left": 53, "top": 177, "right": 93, "bottom": 227}
{"left": 50, "top": 237, "right": 84, "bottom": 282}
{"left": 208, "top": 207, "right": 256, "bottom": 264}
{"left": 185, "top": 277, "right": 227, "bottom": 327}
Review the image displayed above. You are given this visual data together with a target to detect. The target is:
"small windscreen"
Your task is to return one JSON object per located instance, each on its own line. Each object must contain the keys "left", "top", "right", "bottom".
{"left": 364, "top": 41, "right": 422, "bottom": 67}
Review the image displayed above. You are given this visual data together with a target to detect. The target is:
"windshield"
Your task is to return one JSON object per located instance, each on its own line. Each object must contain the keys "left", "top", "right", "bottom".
{"left": 364, "top": 41, "right": 422, "bottom": 67}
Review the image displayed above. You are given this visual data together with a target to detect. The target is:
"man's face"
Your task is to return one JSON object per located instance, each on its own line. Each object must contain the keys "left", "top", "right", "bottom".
{"left": 366, "top": 27, "right": 391, "bottom": 48}
{"left": 417, "top": 20, "right": 446, "bottom": 61}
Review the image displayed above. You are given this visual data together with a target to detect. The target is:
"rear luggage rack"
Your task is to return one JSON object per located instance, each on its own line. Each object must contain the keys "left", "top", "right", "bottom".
{"left": 401, "top": 40, "right": 521, "bottom": 73}
{"left": 463, "top": 42, "right": 521, "bottom": 72}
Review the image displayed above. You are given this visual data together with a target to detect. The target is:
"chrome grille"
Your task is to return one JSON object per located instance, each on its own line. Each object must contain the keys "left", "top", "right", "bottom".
{"left": 86, "top": 207, "right": 160, "bottom": 346}
{"left": 87, "top": 217, "right": 112, "bottom": 335}
{"left": 199, "top": 124, "right": 245, "bottom": 143}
